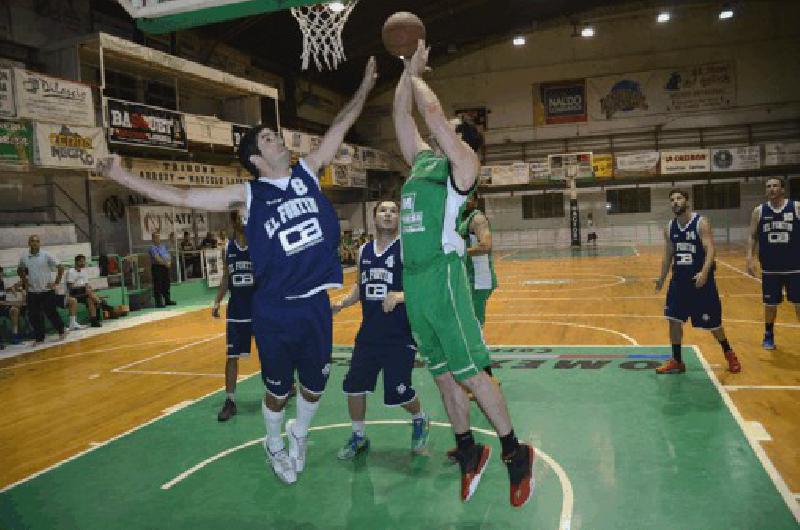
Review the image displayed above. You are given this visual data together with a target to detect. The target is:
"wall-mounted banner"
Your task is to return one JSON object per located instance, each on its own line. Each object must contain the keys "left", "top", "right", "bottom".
{"left": 0, "top": 119, "right": 32, "bottom": 170}
{"left": 614, "top": 151, "right": 660, "bottom": 177}
{"left": 540, "top": 80, "right": 587, "bottom": 124}
{"left": 587, "top": 62, "right": 734, "bottom": 121}
{"left": 569, "top": 199, "right": 581, "bottom": 247}
{"left": 0, "top": 68, "right": 15, "bottom": 117}
{"left": 231, "top": 124, "right": 250, "bottom": 152}
{"left": 764, "top": 142, "right": 800, "bottom": 166}
{"left": 13, "top": 69, "right": 95, "bottom": 126}
{"left": 106, "top": 98, "right": 187, "bottom": 150}
{"left": 660, "top": 149, "right": 710, "bottom": 174}
{"left": 710, "top": 146, "right": 761, "bottom": 171}
{"left": 138, "top": 206, "right": 208, "bottom": 239}
{"left": 529, "top": 157, "right": 550, "bottom": 180}
{"left": 548, "top": 152, "right": 593, "bottom": 180}
{"left": 33, "top": 122, "right": 108, "bottom": 169}
{"left": 184, "top": 114, "right": 233, "bottom": 146}
{"left": 204, "top": 248, "right": 223, "bottom": 288}
{"left": 111, "top": 158, "right": 250, "bottom": 187}
{"left": 283, "top": 128, "right": 312, "bottom": 154}
{"left": 592, "top": 153, "right": 614, "bottom": 178}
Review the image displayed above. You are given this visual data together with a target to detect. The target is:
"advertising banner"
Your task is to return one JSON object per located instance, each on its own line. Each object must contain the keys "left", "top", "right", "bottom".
{"left": 660, "top": 149, "right": 711, "bottom": 174}
{"left": 548, "top": 153, "right": 593, "bottom": 180}
{"left": 184, "top": 114, "right": 233, "bottom": 146}
{"left": 138, "top": 206, "right": 209, "bottom": 239}
{"left": 587, "top": 63, "right": 734, "bottom": 121}
{"left": 204, "top": 248, "right": 223, "bottom": 288}
{"left": 13, "top": 68, "right": 95, "bottom": 126}
{"left": 710, "top": 146, "right": 761, "bottom": 171}
{"left": 529, "top": 157, "right": 550, "bottom": 180}
{"left": 0, "top": 119, "right": 32, "bottom": 170}
{"left": 764, "top": 142, "right": 800, "bottom": 166}
{"left": 99, "top": 157, "right": 250, "bottom": 187}
{"left": 33, "top": 122, "right": 108, "bottom": 169}
{"left": 106, "top": 98, "right": 187, "bottom": 150}
{"left": 540, "top": 80, "right": 587, "bottom": 124}
{"left": 592, "top": 153, "right": 614, "bottom": 178}
{"left": 0, "top": 68, "right": 15, "bottom": 117}
{"left": 569, "top": 199, "right": 581, "bottom": 247}
{"left": 614, "top": 151, "right": 660, "bottom": 177}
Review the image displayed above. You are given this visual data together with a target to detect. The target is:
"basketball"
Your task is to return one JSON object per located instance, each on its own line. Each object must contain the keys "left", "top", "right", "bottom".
{"left": 382, "top": 12, "right": 425, "bottom": 58}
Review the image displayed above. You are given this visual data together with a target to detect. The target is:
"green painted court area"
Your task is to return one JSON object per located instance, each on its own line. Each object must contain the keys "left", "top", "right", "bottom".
{"left": 506, "top": 246, "right": 638, "bottom": 260}
{"left": 1, "top": 346, "right": 796, "bottom": 529}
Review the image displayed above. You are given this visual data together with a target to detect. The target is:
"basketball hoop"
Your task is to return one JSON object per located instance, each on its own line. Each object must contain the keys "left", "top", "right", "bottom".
{"left": 291, "top": 1, "right": 359, "bottom": 71}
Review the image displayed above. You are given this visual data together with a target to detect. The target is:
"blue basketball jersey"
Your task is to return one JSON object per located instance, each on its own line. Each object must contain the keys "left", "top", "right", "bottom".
{"left": 670, "top": 213, "right": 711, "bottom": 282}
{"left": 356, "top": 239, "right": 414, "bottom": 345}
{"left": 226, "top": 239, "right": 254, "bottom": 320}
{"left": 758, "top": 200, "right": 800, "bottom": 273}
{"left": 245, "top": 160, "right": 342, "bottom": 301}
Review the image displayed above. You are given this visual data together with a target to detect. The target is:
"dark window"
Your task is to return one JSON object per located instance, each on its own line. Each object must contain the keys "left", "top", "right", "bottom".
{"left": 522, "top": 193, "right": 565, "bottom": 219}
{"left": 789, "top": 177, "right": 800, "bottom": 202}
{"left": 692, "top": 182, "right": 741, "bottom": 210}
{"left": 104, "top": 70, "right": 137, "bottom": 102}
{"left": 606, "top": 188, "right": 651, "bottom": 214}
{"left": 145, "top": 81, "right": 177, "bottom": 110}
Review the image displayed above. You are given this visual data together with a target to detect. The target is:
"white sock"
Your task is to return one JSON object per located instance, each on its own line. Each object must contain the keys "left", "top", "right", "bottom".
{"left": 412, "top": 411, "right": 426, "bottom": 421}
{"left": 226, "top": 392, "right": 235, "bottom": 401}
{"left": 293, "top": 392, "right": 320, "bottom": 438}
{"left": 352, "top": 421, "right": 365, "bottom": 436}
{"left": 69, "top": 316, "right": 77, "bottom": 326}
{"left": 261, "top": 400, "right": 285, "bottom": 453}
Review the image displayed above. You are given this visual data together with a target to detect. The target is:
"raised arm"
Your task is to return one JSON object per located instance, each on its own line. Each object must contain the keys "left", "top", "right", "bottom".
{"left": 695, "top": 217, "right": 716, "bottom": 287}
{"left": 305, "top": 57, "right": 377, "bottom": 174}
{"left": 655, "top": 224, "right": 673, "bottom": 291}
{"left": 393, "top": 67, "right": 428, "bottom": 166}
{"left": 408, "top": 42, "right": 479, "bottom": 192}
{"left": 466, "top": 211, "right": 492, "bottom": 257}
{"left": 745, "top": 205, "right": 760, "bottom": 276}
{"left": 97, "top": 156, "right": 246, "bottom": 212}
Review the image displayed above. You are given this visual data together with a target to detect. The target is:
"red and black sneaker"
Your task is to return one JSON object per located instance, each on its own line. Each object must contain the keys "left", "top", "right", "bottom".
{"left": 504, "top": 444, "right": 535, "bottom": 508}
{"left": 724, "top": 350, "right": 741, "bottom": 373}
{"left": 655, "top": 358, "right": 686, "bottom": 374}
{"left": 454, "top": 443, "right": 492, "bottom": 502}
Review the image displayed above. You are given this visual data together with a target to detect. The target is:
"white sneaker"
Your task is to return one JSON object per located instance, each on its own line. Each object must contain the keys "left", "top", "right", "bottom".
{"left": 264, "top": 442, "right": 296, "bottom": 484}
{"left": 68, "top": 323, "right": 87, "bottom": 331}
{"left": 286, "top": 419, "right": 308, "bottom": 474}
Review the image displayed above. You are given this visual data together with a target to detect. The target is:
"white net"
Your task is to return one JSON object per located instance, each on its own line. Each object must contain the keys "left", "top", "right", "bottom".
{"left": 290, "top": 1, "right": 358, "bottom": 71}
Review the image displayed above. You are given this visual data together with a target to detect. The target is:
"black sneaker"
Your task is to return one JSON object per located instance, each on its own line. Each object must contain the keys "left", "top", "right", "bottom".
{"left": 91, "top": 319, "right": 102, "bottom": 328}
{"left": 217, "top": 398, "right": 237, "bottom": 421}
{"left": 165, "top": 300, "right": 177, "bottom": 306}
{"left": 503, "top": 444, "right": 535, "bottom": 508}
{"left": 454, "top": 443, "right": 492, "bottom": 502}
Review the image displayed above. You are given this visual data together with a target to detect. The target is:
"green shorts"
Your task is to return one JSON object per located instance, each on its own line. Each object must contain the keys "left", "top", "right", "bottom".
{"left": 471, "top": 289, "right": 493, "bottom": 326}
{"left": 404, "top": 252, "right": 491, "bottom": 381}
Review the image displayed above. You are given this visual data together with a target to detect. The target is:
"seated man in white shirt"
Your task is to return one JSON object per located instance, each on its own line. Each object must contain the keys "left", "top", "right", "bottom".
{"left": 66, "top": 254, "right": 102, "bottom": 328}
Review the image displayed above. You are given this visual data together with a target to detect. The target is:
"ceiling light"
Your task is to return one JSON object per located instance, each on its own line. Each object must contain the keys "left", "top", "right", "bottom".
{"left": 581, "top": 25, "right": 595, "bottom": 38}
{"left": 657, "top": 11, "right": 671, "bottom": 23}
{"left": 513, "top": 36, "right": 526, "bottom": 46}
{"left": 718, "top": 8, "right": 733, "bottom": 19}
{"left": 329, "top": 2, "right": 345, "bottom": 12}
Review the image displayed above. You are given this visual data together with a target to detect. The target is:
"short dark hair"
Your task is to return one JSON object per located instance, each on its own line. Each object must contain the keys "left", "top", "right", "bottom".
{"left": 669, "top": 188, "right": 689, "bottom": 200}
{"left": 455, "top": 121, "right": 484, "bottom": 153}
{"left": 238, "top": 125, "right": 271, "bottom": 178}
{"left": 373, "top": 200, "right": 398, "bottom": 217}
{"left": 75, "top": 254, "right": 85, "bottom": 262}
{"left": 766, "top": 177, "right": 785, "bottom": 188}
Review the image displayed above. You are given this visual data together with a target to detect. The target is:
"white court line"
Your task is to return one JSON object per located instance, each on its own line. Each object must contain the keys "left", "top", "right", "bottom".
{"left": 483, "top": 313, "right": 800, "bottom": 329}
{"left": 485, "top": 319, "right": 638, "bottom": 345}
{"left": 717, "top": 259, "right": 762, "bottom": 283}
{"left": 116, "top": 370, "right": 224, "bottom": 377}
{"left": 499, "top": 249, "right": 522, "bottom": 261}
{"left": 0, "top": 370, "right": 260, "bottom": 493}
{"left": 725, "top": 385, "right": 800, "bottom": 391}
{"left": 110, "top": 334, "right": 224, "bottom": 373}
{"left": 0, "top": 336, "right": 219, "bottom": 372}
{"left": 495, "top": 294, "right": 760, "bottom": 301}
{"left": 692, "top": 345, "right": 800, "bottom": 522}
{"left": 159, "top": 420, "right": 575, "bottom": 530}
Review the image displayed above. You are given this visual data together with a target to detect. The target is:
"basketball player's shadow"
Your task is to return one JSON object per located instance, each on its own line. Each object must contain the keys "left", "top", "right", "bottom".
{"left": 762, "top": 348, "right": 800, "bottom": 370}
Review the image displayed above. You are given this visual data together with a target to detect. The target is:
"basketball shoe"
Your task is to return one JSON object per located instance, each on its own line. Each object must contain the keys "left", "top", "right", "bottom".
{"left": 264, "top": 443, "right": 296, "bottom": 484}
{"left": 337, "top": 432, "right": 370, "bottom": 460}
{"left": 454, "top": 443, "right": 492, "bottom": 502}
{"left": 504, "top": 444, "right": 535, "bottom": 508}
{"left": 656, "top": 358, "right": 686, "bottom": 374}
{"left": 286, "top": 419, "right": 308, "bottom": 473}
{"left": 724, "top": 350, "right": 741, "bottom": 373}
{"left": 762, "top": 333, "right": 776, "bottom": 350}
{"left": 411, "top": 414, "right": 430, "bottom": 454}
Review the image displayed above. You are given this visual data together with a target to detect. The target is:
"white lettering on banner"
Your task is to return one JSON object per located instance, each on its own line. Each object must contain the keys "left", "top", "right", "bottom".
{"left": 110, "top": 109, "right": 175, "bottom": 136}
{"left": 138, "top": 206, "right": 208, "bottom": 237}
{"left": 278, "top": 218, "right": 324, "bottom": 255}
{"left": 365, "top": 283, "right": 388, "bottom": 301}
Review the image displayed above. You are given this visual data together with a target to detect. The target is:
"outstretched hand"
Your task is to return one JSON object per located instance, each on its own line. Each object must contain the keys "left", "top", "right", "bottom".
{"left": 405, "top": 39, "right": 430, "bottom": 76}
{"left": 359, "top": 56, "right": 378, "bottom": 94}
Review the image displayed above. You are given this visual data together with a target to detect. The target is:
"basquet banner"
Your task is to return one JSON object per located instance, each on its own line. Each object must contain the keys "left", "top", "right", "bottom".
{"left": 710, "top": 146, "right": 760, "bottom": 171}
{"left": 13, "top": 68, "right": 95, "bottom": 127}
{"left": 0, "top": 119, "right": 32, "bottom": 170}
{"left": 138, "top": 206, "right": 209, "bottom": 239}
{"left": 540, "top": 80, "right": 587, "bottom": 124}
{"left": 33, "top": 122, "right": 108, "bottom": 169}
{"left": 614, "top": 151, "right": 660, "bottom": 177}
{"left": 660, "top": 149, "right": 711, "bottom": 174}
{"left": 106, "top": 98, "right": 187, "bottom": 150}
{"left": 0, "top": 68, "right": 15, "bottom": 117}
{"left": 587, "top": 62, "right": 734, "bottom": 121}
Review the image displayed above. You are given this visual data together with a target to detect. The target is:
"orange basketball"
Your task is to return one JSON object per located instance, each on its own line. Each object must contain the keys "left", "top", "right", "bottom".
{"left": 382, "top": 12, "right": 426, "bottom": 58}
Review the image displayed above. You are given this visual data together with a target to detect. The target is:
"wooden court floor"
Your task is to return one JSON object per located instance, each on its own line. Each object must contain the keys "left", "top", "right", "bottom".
{"left": 1, "top": 243, "right": 798, "bottom": 503}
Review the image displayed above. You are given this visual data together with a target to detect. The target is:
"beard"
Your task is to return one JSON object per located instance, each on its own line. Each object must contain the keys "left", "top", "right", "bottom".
{"left": 672, "top": 204, "right": 687, "bottom": 215}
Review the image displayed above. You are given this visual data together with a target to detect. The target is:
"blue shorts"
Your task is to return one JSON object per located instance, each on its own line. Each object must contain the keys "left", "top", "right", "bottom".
{"left": 762, "top": 273, "right": 800, "bottom": 306}
{"left": 665, "top": 276, "right": 722, "bottom": 330}
{"left": 254, "top": 291, "right": 332, "bottom": 399}
{"left": 226, "top": 320, "right": 252, "bottom": 358}
{"left": 343, "top": 341, "right": 417, "bottom": 406}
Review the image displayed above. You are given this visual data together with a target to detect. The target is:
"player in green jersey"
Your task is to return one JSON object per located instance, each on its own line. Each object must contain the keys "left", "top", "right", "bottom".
{"left": 394, "top": 40, "right": 534, "bottom": 508}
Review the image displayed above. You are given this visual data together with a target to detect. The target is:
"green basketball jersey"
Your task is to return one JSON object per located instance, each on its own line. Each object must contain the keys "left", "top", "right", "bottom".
{"left": 400, "top": 150, "right": 473, "bottom": 271}
{"left": 457, "top": 209, "right": 498, "bottom": 291}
